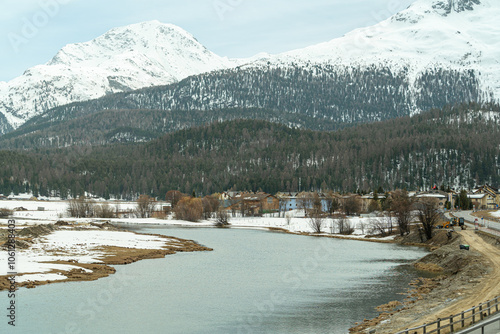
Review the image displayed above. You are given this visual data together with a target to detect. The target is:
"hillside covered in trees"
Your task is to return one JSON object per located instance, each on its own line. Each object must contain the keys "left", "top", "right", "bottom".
{"left": 0, "top": 64, "right": 484, "bottom": 149}
{"left": 0, "top": 102, "right": 499, "bottom": 199}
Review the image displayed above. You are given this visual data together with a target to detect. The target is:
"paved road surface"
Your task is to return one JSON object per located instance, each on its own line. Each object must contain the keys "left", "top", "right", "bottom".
{"left": 447, "top": 211, "right": 500, "bottom": 236}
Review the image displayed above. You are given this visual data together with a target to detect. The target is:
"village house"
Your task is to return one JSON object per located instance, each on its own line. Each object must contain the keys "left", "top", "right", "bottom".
{"left": 275, "top": 192, "right": 339, "bottom": 213}
{"left": 227, "top": 192, "right": 279, "bottom": 216}
{"left": 274, "top": 192, "right": 300, "bottom": 212}
{"left": 414, "top": 190, "right": 449, "bottom": 210}
{"left": 360, "top": 192, "right": 387, "bottom": 212}
{"left": 472, "top": 185, "right": 500, "bottom": 209}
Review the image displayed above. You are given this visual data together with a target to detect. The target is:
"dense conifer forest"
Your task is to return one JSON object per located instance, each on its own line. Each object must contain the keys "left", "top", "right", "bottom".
{"left": 0, "top": 102, "right": 499, "bottom": 199}
{"left": 1, "top": 64, "right": 484, "bottom": 149}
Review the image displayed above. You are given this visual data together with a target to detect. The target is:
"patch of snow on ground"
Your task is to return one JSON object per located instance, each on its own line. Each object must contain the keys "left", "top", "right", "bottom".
{"left": 490, "top": 211, "right": 500, "bottom": 218}
{"left": 16, "top": 273, "right": 67, "bottom": 283}
{"left": 0, "top": 229, "right": 174, "bottom": 276}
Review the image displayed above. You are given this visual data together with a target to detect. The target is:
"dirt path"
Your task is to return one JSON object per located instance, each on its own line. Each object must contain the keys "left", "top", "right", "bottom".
{"left": 401, "top": 229, "right": 500, "bottom": 330}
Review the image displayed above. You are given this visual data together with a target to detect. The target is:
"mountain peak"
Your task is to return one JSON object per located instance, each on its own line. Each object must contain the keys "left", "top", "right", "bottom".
{"left": 0, "top": 21, "right": 233, "bottom": 130}
{"left": 431, "top": 0, "right": 482, "bottom": 16}
{"left": 48, "top": 21, "right": 207, "bottom": 67}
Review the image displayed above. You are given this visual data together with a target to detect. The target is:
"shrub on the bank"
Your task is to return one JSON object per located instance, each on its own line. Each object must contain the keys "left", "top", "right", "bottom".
{"left": 215, "top": 208, "right": 230, "bottom": 227}
{"left": 336, "top": 216, "right": 355, "bottom": 235}
{"left": 135, "top": 195, "right": 156, "bottom": 218}
{"left": 174, "top": 197, "right": 203, "bottom": 222}
{"left": 67, "top": 196, "right": 95, "bottom": 218}
{"left": 0, "top": 208, "right": 13, "bottom": 218}
{"left": 95, "top": 203, "right": 116, "bottom": 218}
{"left": 202, "top": 195, "right": 220, "bottom": 219}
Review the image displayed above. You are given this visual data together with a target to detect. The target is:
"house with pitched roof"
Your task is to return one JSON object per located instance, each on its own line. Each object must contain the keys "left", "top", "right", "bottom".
{"left": 471, "top": 185, "right": 499, "bottom": 209}
{"left": 228, "top": 192, "right": 279, "bottom": 216}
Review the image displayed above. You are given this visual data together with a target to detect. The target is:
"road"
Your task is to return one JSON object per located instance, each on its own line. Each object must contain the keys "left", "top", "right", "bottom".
{"left": 449, "top": 211, "right": 500, "bottom": 236}
{"left": 399, "top": 228, "right": 500, "bottom": 333}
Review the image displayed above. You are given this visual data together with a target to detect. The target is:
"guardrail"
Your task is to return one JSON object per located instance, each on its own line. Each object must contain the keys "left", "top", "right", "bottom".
{"left": 455, "top": 313, "right": 500, "bottom": 333}
{"left": 396, "top": 296, "right": 500, "bottom": 334}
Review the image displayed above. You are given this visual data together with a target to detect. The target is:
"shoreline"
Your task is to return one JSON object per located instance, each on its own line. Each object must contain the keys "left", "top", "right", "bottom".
{"left": 0, "top": 217, "right": 426, "bottom": 291}
{"left": 350, "top": 229, "right": 500, "bottom": 333}
{"left": 2, "top": 216, "right": 499, "bottom": 334}
{"left": 0, "top": 219, "right": 426, "bottom": 297}
{"left": 0, "top": 224, "right": 212, "bottom": 291}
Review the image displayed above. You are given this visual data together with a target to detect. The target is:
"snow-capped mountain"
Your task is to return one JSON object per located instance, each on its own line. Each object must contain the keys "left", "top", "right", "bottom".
{"left": 1, "top": 0, "right": 499, "bottom": 135}
{"left": 0, "top": 20, "right": 233, "bottom": 130}
{"left": 254, "top": 0, "right": 499, "bottom": 101}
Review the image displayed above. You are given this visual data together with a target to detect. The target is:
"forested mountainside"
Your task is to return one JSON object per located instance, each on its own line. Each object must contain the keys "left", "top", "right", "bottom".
{"left": 0, "top": 107, "right": 342, "bottom": 149}
{"left": 0, "top": 102, "right": 498, "bottom": 199}
{"left": 3, "top": 64, "right": 483, "bottom": 149}
{"left": 0, "top": 113, "right": 12, "bottom": 135}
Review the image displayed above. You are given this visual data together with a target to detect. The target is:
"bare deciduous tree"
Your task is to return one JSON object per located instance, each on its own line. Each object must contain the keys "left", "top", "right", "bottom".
{"left": 368, "top": 199, "right": 381, "bottom": 213}
{"left": 308, "top": 213, "right": 324, "bottom": 234}
{"left": 279, "top": 198, "right": 290, "bottom": 218}
{"left": 95, "top": 202, "right": 115, "bottom": 218}
{"left": 202, "top": 195, "right": 220, "bottom": 219}
{"left": 370, "top": 214, "right": 394, "bottom": 236}
{"left": 67, "top": 196, "right": 95, "bottom": 218}
{"left": 298, "top": 192, "right": 313, "bottom": 216}
{"left": 136, "top": 195, "right": 156, "bottom": 218}
{"left": 215, "top": 208, "right": 230, "bottom": 227}
{"left": 174, "top": 197, "right": 203, "bottom": 222}
{"left": 390, "top": 189, "right": 413, "bottom": 236}
{"left": 359, "top": 221, "right": 366, "bottom": 235}
{"left": 369, "top": 218, "right": 388, "bottom": 237}
{"left": 343, "top": 196, "right": 361, "bottom": 216}
{"left": 415, "top": 198, "right": 440, "bottom": 241}
{"left": 337, "top": 216, "right": 355, "bottom": 235}
{"left": 329, "top": 217, "right": 336, "bottom": 234}
{"left": 326, "top": 191, "right": 340, "bottom": 216}
{"left": 165, "top": 190, "right": 185, "bottom": 209}
{"left": 312, "top": 193, "right": 323, "bottom": 213}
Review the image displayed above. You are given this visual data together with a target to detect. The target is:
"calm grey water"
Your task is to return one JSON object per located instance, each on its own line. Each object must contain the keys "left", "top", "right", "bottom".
{"left": 1, "top": 226, "right": 428, "bottom": 334}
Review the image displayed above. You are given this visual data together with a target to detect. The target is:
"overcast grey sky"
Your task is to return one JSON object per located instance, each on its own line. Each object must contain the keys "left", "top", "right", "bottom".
{"left": 0, "top": 0, "right": 415, "bottom": 82}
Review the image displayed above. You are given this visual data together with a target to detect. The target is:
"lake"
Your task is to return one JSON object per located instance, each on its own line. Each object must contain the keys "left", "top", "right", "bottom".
{"left": 1, "top": 226, "right": 428, "bottom": 334}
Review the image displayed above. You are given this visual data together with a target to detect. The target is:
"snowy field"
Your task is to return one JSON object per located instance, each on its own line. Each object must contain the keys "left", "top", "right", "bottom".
{"left": 0, "top": 198, "right": 150, "bottom": 225}
{"left": 1, "top": 198, "right": 396, "bottom": 236}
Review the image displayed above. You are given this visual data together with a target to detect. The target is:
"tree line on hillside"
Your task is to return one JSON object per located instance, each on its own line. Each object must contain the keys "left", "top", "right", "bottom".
{"left": 0, "top": 108, "right": 342, "bottom": 150}
{"left": 0, "top": 102, "right": 499, "bottom": 198}
{"left": 3, "top": 63, "right": 483, "bottom": 148}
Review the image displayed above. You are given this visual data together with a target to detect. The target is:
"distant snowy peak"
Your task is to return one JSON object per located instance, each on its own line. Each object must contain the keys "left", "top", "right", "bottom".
{"left": 262, "top": 0, "right": 499, "bottom": 99}
{"left": 46, "top": 20, "right": 229, "bottom": 78}
{"left": 0, "top": 21, "right": 233, "bottom": 130}
{"left": 394, "top": 0, "right": 485, "bottom": 22}
{"left": 432, "top": 0, "right": 482, "bottom": 15}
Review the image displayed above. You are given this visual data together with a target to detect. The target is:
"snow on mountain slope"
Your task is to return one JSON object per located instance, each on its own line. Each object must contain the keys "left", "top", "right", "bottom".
{"left": 0, "top": 21, "right": 233, "bottom": 130}
{"left": 1, "top": 0, "right": 498, "bottom": 133}
{"left": 259, "top": 0, "right": 499, "bottom": 99}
